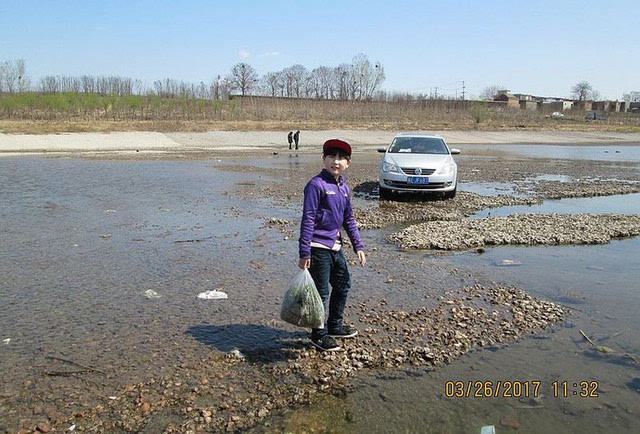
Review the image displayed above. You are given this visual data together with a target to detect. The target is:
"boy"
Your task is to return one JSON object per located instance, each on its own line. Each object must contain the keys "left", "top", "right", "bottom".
{"left": 298, "top": 139, "right": 366, "bottom": 351}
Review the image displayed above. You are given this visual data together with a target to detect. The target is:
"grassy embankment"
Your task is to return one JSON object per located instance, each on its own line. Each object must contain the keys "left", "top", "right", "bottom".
{"left": 1, "top": 92, "right": 639, "bottom": 134}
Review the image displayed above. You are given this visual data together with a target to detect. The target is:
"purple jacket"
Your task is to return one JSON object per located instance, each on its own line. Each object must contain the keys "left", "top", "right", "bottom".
{"left": 299, "top": 169, "right": 365, "bottom": 259}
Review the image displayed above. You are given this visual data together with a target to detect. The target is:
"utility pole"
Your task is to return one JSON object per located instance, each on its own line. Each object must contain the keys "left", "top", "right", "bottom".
{"left": 434, "top": 87, "right": 439, "bottom": 99}
{"left": 461, "top": 80, "right": 466, "bottom": 101}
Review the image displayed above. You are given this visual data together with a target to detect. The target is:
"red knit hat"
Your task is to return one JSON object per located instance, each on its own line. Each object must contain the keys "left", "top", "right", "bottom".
{"left": 322, "top": 139, "right": 352, "bottom": 157}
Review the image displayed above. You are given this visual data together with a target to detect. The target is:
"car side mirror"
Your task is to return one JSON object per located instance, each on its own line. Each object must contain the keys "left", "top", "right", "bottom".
{"left": 377, "top": 148, "right": 387, "bottom": 153}
{"left": 450, "top": 148, "right": 461, "bottom": 155}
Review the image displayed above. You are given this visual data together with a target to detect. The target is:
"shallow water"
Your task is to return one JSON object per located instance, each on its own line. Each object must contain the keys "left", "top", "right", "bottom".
{"left": 0, "top": 157, "right": 299, "bottom": 417}
{"left": 458, "top": 144, "right": 640, "bottom": 162}
{"left": 458, "top": 181, "right": 518, "bottom": 197}
{"left": 0, "top": 155, "right": 459, "bottom": 431}
{"left": 472, "top": 192, "right": 640, "bottom": 218}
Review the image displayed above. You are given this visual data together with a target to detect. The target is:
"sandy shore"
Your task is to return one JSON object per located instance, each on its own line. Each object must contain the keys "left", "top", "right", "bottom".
{"left": 1, "top": 130, "right": 640, "bottom": 155}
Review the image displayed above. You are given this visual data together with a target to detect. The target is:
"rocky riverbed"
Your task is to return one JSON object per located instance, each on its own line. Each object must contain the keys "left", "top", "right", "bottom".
{"left": 42, "top": 286, "right": 564, "bottom": 434}
{"left": 3, "top": 145, "right": 640, "bottom": 434}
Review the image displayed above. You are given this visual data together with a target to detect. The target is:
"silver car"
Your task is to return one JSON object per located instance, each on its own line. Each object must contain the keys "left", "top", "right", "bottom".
{"left": 378, "top": 134, "right": 460, "bottom": 199}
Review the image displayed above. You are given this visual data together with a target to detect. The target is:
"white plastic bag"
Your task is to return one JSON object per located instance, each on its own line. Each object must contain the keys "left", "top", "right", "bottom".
{"left": 280, "top": 269, "right": 324, "bottom": 328}
{"left": 197, "top": 289, "right": 228, "bottom": 300}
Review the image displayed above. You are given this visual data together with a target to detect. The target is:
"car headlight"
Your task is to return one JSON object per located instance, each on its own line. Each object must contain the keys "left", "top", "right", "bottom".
{"left": 382, "top": 161, "right": 400, "bottom": 173}
{"left": 436, "top": 163, "right": 455, "bottom": 175}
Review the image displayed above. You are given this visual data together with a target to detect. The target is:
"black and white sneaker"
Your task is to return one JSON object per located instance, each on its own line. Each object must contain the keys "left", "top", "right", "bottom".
{"left": 310, "top": 335, "right": 342, "bottom": 352}
{"left": 329, "top": 325, "right": 358, "bottom": 339}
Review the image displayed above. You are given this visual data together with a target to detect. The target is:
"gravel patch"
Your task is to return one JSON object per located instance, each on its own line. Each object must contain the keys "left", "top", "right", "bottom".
{"left": 355, "top": 192, "right": 540, "bottom": 229}
{"left": 388, "top": 214, "right": 640, "bottom": 250}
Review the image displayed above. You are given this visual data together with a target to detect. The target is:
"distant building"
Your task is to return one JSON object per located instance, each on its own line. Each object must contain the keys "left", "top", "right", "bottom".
{"left": 573, "top": 100, "right": 593, "bottom": 111}
{"left": 519, "top": 100, "right": 537, "bottom": 111}
{"left": 493, "top": 90, "right": 520, "bottom": 108}
{"left": 607, "top": 101, "right": 622, "bottom": 112}
{"left": 538, "top": 100, "right": 573, "bottom": 113}
{"left": 513, "top": 93, "right": 536, "bottom": 101}
{"left": 625, "top": 91, "right": 640, "bottom": 102}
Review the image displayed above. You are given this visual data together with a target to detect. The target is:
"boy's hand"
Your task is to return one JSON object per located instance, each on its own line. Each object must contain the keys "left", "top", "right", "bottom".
{"left": 357, "top": 250, "right": 366, "bottom": 267}
{"left": 299, "top": 258, "right": 311, "bottom": 269}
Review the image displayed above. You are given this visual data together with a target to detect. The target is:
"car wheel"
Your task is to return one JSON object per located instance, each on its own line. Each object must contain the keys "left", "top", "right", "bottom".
{"left": 379, "top": 185, "right": 393, "bottom": 201}
{"left": 444, "top": 186, "right": 457, "bottom": 199}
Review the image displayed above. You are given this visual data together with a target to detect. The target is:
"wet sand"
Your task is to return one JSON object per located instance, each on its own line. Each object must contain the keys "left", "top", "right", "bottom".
{"left": 2, "top": 142, "right": 640, "bottom": 433}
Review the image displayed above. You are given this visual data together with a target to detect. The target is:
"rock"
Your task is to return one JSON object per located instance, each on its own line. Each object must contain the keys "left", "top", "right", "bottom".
{"left": 141, "top": 402, "right": 151, "bottom": 413}
{"left": 499, "top": 415, "right": 520, "bottom": 430}
{"left": 36, "top": 421, "right": 51, "bottom": 433}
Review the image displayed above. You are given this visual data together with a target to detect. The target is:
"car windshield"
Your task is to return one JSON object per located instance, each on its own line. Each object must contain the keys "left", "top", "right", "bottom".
{"left": 388, "top": 137, "right": 449, "bottom": 154}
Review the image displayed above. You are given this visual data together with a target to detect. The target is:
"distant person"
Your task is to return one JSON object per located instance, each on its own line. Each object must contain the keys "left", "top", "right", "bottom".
{"left": 287, "top": 131, "right": 294, "bottom": 150}
{"left": 293, "top": 130, "right": 300, "bottom": 150}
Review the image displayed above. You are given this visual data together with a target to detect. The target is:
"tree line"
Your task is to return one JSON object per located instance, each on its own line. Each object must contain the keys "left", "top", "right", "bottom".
{"left": 0, "top": 54, "right": 386, "bottom": 101}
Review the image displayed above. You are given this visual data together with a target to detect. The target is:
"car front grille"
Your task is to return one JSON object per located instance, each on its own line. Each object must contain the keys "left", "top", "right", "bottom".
{"left": 385, "top": 180, "right": 447, "bottom": 189}
{"left": 400, "top": 167, "right": 436, "bottom": 175}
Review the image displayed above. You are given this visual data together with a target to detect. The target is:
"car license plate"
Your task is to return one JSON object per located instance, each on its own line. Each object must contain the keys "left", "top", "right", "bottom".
{"left": 407, "top": 176, "right": 429, "bottom": 185}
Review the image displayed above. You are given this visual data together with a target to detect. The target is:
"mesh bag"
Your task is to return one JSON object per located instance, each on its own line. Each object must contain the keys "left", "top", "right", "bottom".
{"left": 280, "top": 269, "right": 325, "bottom": 328}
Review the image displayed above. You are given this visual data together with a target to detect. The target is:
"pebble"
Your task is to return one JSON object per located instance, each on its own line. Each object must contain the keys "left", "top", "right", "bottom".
{"left": 499, "top": 415, "right": 520, "bottom": 430}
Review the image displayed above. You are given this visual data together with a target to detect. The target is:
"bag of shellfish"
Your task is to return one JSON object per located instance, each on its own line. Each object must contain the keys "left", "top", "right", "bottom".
{"left": 280, "top": 269, "right": 324, "bottom": 328}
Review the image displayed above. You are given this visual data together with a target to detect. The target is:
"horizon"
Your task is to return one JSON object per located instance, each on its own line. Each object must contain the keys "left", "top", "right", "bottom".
{"left": 1, "top": 0, "right": 638, "bottom": 100}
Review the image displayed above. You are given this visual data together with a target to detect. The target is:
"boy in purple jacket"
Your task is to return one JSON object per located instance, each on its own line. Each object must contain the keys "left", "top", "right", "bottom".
{"left": 298, "top": 139, "right": 367, "bottom": 351}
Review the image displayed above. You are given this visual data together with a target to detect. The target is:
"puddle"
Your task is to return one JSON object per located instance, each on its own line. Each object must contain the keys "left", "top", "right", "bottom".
{"left": 458, "top": 181, "right": 518, "bottom": 197}
{"left": 527, "top": 174, "right": 572, "bottom": 182}
{"left": 473, "top": 192, "right": 640, "bottom": 218}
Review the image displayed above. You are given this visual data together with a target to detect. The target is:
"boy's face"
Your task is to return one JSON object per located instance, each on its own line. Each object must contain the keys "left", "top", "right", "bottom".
{"left": 323, "top": 149, "right": 351, "bottom": 178}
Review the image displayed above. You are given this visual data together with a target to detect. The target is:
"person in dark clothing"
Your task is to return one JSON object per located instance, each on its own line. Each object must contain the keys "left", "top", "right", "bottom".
{"left": 293, "top": 130, "right": 300, "bottom": 150}
{"left": 287, "top": 131, "right": 294, "bottom": 150}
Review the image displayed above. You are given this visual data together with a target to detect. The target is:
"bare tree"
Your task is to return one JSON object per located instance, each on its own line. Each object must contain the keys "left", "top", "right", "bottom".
{"left": 309, "top": 66, "right": 333, "bottom": 99}
{"left": 278, "top": 66, "right": 297, "bottom": 97}
{"left": 283, "top": 64, "right": 307, "bottom": 98}
{"left": 571, "top": 81, "right": 593, "bottom": 101}
{"left": 0, "top": 59, "right": 23, "bottom": 93}
{"left": 16, "top": 59, "right": 29, "bottom": 92}
{"left": 480, "top": 85, "right": 504, "bottom": 100}
{"left": 262, "top": 71, "right": 282, "bottom": 97}
{"left": 349, "top": 53, "right": 385, "bottom": 100}
{"left": 334, "top": 64, "right": 350, "bottom": 100}
{"left": 228, "top": 63, "right": 258, "bottom": 96}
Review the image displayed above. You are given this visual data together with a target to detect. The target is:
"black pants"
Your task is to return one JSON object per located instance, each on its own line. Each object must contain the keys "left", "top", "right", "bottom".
{"left": 308, "top": 247, "right": 351, "bottom": 339}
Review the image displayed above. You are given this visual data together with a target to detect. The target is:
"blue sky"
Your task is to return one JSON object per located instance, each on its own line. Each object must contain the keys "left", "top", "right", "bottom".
{"left": 1, "top": 0, "right": 638, "bottom": 99}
